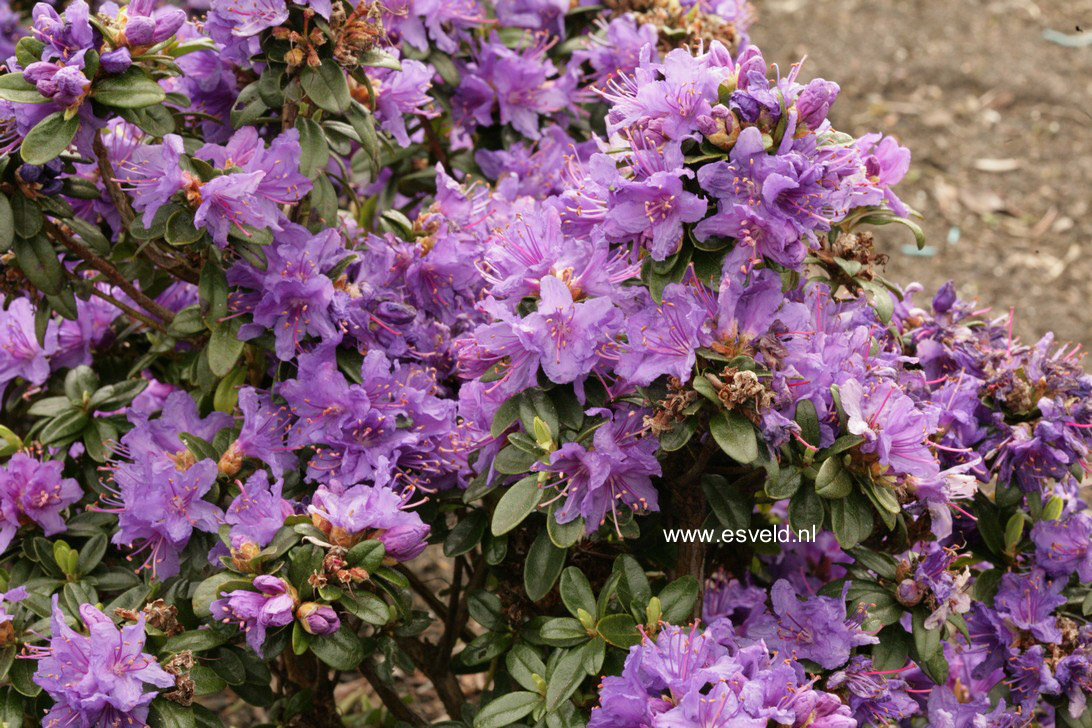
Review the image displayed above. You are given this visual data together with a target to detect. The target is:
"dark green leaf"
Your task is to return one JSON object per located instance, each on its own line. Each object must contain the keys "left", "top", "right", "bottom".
{"left": 596, "top": 613, "right": 640, "bottom": 648}
{"left": 524, "top": 530, "right": 565, "bottom": 601}
{"left": 559, "top": 567, "right": 597, "bottom": 620}
{"left": 491, "top": 475, "right": 543, "bottom": 535}
{"left": 789, "top": 482, "right": 824, "bottom": 534}
{"left": 300, "top": 59, "right": 351, "bottom": 114}
{"left": 311, "top": 625, "right": 365, "bottom": 670}
{"left": 709, "top": 411, "right": 758, "bottom": 464}
{"left": 21, "top": 110, "right": 79, "bottom": 165}
{"left": 474, "top": 692, "right": 541, "bottom": 728}
{"left": 658, "top": 576, "right": 699, "bottom": 624}
{"left": 814, "top": 456, "right": 853, "bottom": 499}
{"left": 12, "top": 234, "right": 64, "bottom": 295}
{"left": 149, "top": 699, "right": 196, "bottom": 728}
{"left": 0, "top": 73, "right": 47, "bottom": 104}
{"left": 93, "top": 68, "right": 168, "bottom": 108}
{"left": 545, "top": 648, "right": 586, "bottom": 711}
{"left": 444, "top": 509, "right": 487, "bottom": 557}
{"left": 829, "top": 491, "right": 873, "bottom": 549}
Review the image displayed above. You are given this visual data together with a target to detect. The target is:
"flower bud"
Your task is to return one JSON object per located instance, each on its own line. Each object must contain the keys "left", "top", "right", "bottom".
{"left": 895, "top": 579, "right": 923, "bottom": 607}
{"left": 297, "top": 603, "right": 340, "bottom": 635}
{"left": 796, "top": 78, "right": 839, "bottom": 131}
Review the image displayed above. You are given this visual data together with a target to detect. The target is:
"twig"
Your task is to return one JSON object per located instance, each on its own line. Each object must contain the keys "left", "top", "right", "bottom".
{"left": 44, "top": 219, "right": 176, "bottom": 324}
{"left": 419, "top": 115, "right": 448, "bottom": 167}
{"left": 393, "top": 564, "right": 476, "bottom": 644}
{"left": 66, "top": 271, "right": 169, "bottom": 334}
{"left": 93, "top": 133, "right": 200, "bottom": 285}
{"left": 359, "top": 660, "right": 426, "bottom": 727}
{"left": 394, "top": 636, "right": 466, "bottom": 717}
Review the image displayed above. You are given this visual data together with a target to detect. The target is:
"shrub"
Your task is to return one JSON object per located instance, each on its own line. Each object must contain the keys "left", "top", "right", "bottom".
{"left": 0, "top": 0, "right": 1088, "bottom": 726}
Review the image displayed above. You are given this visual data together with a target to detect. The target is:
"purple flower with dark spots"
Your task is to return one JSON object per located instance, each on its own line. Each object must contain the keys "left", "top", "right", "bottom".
{"left": 0, "top": 297, "right": 57, "bottom": 399}
{"left": 534, "top": 405, "right": 660, "bottom": 534}
{"left": 223, "top": 470, "right": 294, "bottom": 552}
{"left": 212, "top": 575, "right": 298, "bottom": 655}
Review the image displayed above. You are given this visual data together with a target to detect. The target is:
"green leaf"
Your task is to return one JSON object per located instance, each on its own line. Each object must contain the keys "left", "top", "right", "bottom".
{"left": 709, "top": 411, "right": 758, "bottom": 464}
{"left": 493, "top": 444, "right": 539, "bottom": 475}
{"left": 474, "top": 692, "right": 541, "bottom": 728}
{"left": 559, "top": 567, "right": 597, "bottom": 620}
{"left": 491, "top": 475, "right": 543, "bottom": 535}
{"left": 658, "top": 576, "right": 699, "bottom": 625}
{"left": 358, "top": 49, "right": 402, "bottom": 70}
{"left": 1003, "top": 512, "right": 1025, "bottom": 554}
{"left": 490, "top": 394, "right": 522, "bottom": 438}
{"left": 295, "top": 116, "right": 330, "bottom": 179}
{"left": 311, "top": 625, "right": 365, "bottom": 670}
{"left": 341, "top": 591, "right": 389, "bottom": 625}
{"left": 814, "top": 456, "right": 853, "bottom": 499}
{"left": 162, "top": 629, "right": 232, "bottom": 653}
{"left": 545, "top": 648, "right": 586, "bottom": 711}
{"left": 77, "top": 533, "right": 107, "bottom": 574}
{"left": 93, "top": 68, "right": 168, "bottom": 108}
{"left": 540, "top": 617, "right": 589, "bottom": 645}
{"left": 0, "top": 73, "right": 48, "bottom": 104}
{"left": 300, "top": 59, "right": 351, "bottom": 114}
{"left": 0, "top": 687, "right": 24, "bottom": 728}
{"left": 8, "top": 658, "right": 40, "bottom": 697}
{"left": 207, "top": 319, "right": 244, "bottom": 377}
{"left": 702, "top": 474, "right": 752, "bottom": 531}
{"left": 829, "top": 491, "right": 873, "bottom": 549}
{"left": 794, "top": 399, "right": 820, "bottom": 448}
{"left": 614, "top": 554, "right": 651, "bottom": 614}
{"left": 0, "top": 195, "right": 13, "bottom": 253}
{"left": 20, "top": 110, "right": 79, "bottom": 165}
{"left": 871, "top": 625, "right": 911, "bottom": 671}
{"left": 444, "top": 509, "right": 487, "bottom": 557}
{"left": 596, "top": 613, "right": 640, "bottom": 648}
{"left": 10, "top": 193, "right": 42, "bottom": 239}
{"left": 546, "top": 502, "right": 584, "bottom": 548}
{"left": 148, "top": 699, "right": 196, "bottom": 728}
{"left": 847, "top": 547, "right": 898, "bottom": 581}
{"left": 87, "top": 379, "right": 149, "bottom": 412}
{"left": 165, "top": 210, "right": 204, "bottom": 246}
{"left": 789, "top": 482, "right": 824, "bottom": 534}
{"left": 12, "top": 234, "right": 64, "bottom": 295}
{"left": 505, "top": 644, "right": 546, "bottom": 693}
{"left": 765, "top": 465, "right": 801, "bottom": 500}
{"left": 345, "top": 539, "right": 385, "bottom": 571}
{"left": 524, "top": 530, "right": 565, "bottom": 602}
{"left": 190, "top": 665, "right": 227, "bottom": 696}
{"left": 38, "top": 409, "right": 90, "bottom": 446}
{"left": 911, "top": 606, "right": 941, "bottom": 663}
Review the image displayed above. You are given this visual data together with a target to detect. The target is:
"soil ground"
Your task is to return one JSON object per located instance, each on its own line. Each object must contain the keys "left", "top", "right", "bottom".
{"left": 752, "top": 0, "right": 1092, "bottom": 350}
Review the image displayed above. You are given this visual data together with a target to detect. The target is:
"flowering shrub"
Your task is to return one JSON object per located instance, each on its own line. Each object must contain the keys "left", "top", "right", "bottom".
{"left": 0, "top": 0, "right": 1088, "bottom": 725}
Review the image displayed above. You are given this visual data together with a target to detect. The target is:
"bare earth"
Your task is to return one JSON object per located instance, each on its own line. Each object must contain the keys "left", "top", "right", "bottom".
{"left": 752, "top": 0, "right": 1092, "bottom": 350}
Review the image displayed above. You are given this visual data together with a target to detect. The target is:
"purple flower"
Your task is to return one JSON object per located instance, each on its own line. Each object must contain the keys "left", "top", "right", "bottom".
{"left": 373, "top": 59, "right": 438, "bottom": 146}
{"left": 857, "top": 133, "right": 911, "bottom": 217}
{"left": 0, "top": 454, "right": 82, "bottom": 554}
{"left": 795, "top": 78, "right": 840, "bottom": 131}
{"left": 233, "top": 225, "right": 343, "bottom": 360}
{"left": 224, "top": 388, "right": 296, "bottom": 477}
{"left": 32, "top": 0, "right": 94, "bottom": 64}
{"left": 617, "top": 283, "right": 714, "bottom": 386}
{"left": 117, "top": 0, "right": 186, "bottom": 47}
{"left": 118, "top": 134, "right": 191, "bottom": 228}
{"left": 223, "top": 470, "right": 294, "bottom": 552}
{"left": 23, "top": 61, "right": 90, "bottom": 107}
{"left": 297, "top": 603, "right": 340, "bottom": 635}
{"left": 521, "top": 274, "right": 621, "bottom": 385}
{"left": 212, "top": 575, "right": 297, "bottom": 655}
{"left": 750, "top": 579, "right": 877, "bottom": 669}
{"left": 308, "top": 482, "right": 430, "bottom": 561}
{"left": 534, "top": 405, "right": 660, "bottom": 534}
{"left": 0, "top": 297, "right": 57, "bottom": 399}
{"left": 0, "top": 584, "right": 27, "bottom": 630}
{"left": 604, "top": 171, "right": 707, "bottom": 260}
{"left": 31, "top": 595, "right": 175, "bottom": 728}
{"left": 1031, "top": 510, "right": 1092, "bottom": 582}
{"left": 993, "top": 568, "right": 1067, "bottom": 643}
{"left": 841, "top": 377, "right": 940, "bottom": 479}
{"left": 826, "top": 656, "right": 919, "bottom": 725}
{"left": 695, "top": 126, "right": 839, "bottom": 269}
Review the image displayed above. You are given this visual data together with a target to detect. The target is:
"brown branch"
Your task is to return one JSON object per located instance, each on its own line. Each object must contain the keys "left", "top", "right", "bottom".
{"left": 359, "top": 659, "right": 426, "bottom": 727}
{"left": 393, "top": 564, "right": 476, "bottom": 644}
{"left": 419, "top": 115, "right": 448, "bottom": 167}
{"left": 45, "top": 220, "right": 176, "bottom": 324}
{"left": 93, "top": 134, "right": 200, "bottom": 285}
{"left": 66, "top": 271, "right": 169, "bottom": 334}
{"left": 670, "top": 439, "right": 717, "bottom": 611}
{"left": 394, "top": 636, "right": 466, "bottom": 717}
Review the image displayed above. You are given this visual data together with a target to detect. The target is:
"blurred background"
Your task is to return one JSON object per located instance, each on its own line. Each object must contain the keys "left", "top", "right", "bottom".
{"left": 751, "top": 0, "right": 1092, "bottom": 349}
